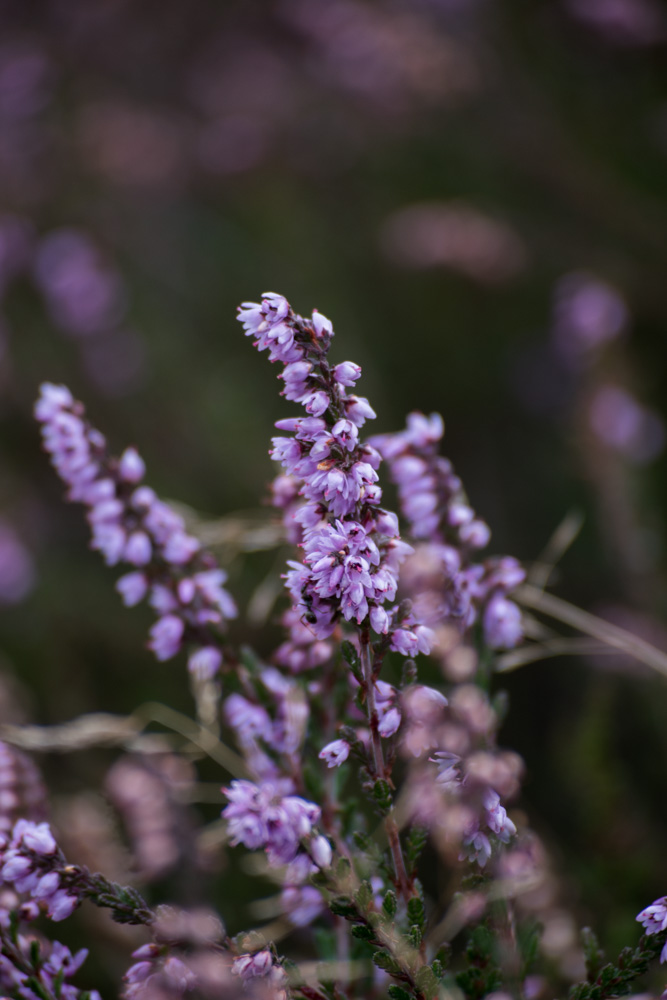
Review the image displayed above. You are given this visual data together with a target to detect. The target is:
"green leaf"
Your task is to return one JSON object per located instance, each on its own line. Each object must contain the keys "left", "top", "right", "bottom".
{"left": 372, "top": 951, "right": 402, "bottom": 976}
{"left": 582, "top": 927, "right": 605, "bottom": 983}
{"left": 405, "top": 826, "right": 428, "bottom": 871}
{"left": 355, "top": 880, "right": 374, "bottom": 910}
{"left": 415, "top": 965, "right": 439, "bottom": 998}
{"left": 29, "top": 938, "right": 41, "bottom": 968}
{"left": 351, "top": 922, "right": 376, "bottom": 941}
{"left": 372, "top": 778, "right": 393, "bottom": 812}
{"left": 329, "top": 896, "right": 357, "bottom": 918}
{"left": 433, "top": 944, "right": 451, "bottom": 971}
{"left": 388, "top": 986, "right": 413, "bottom": 1000}
{"left": 407, "top": 924, "right": 422, "bottom": 948}
{"left": 335, "top": 856, "right": 351, "bottom": 883}
{"left": 382, "top": 890, "right": 398, "bottom": 918}
{"left": 352, "top": 831, "right": 370, "bottom": 852}
{"left": 407, "top": 896, "right": 425, "bottom": 930}
{"left": 401, "top": 659, "right": 418, "bottom": 686}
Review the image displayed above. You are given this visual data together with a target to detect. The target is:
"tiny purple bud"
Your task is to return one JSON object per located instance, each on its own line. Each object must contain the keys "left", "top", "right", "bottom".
{"left": 311, "top": 310, "right": 333, "bottom": 338}
{"left": 148, "top": 615, "right": 185, "bottom": 661}
{"left": 116, "top": 572, "right": 148, "bottom": 607}
{"left": 118, "top": 447, "right": 145, "bottom": 483}
{"left": 124, "top": 531, "right": 152, "bottom": 566}
{"left": 310, "top": 835, "right": 332, "bottom": 869}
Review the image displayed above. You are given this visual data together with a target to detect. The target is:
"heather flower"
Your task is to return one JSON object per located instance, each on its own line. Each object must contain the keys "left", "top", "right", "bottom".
{"left": 35, "top": 382, "right": 237, "bottom": 675}
{"left": 319, "top": 739, "right": 350, "bottom": 767}
{"left": 231, "top": 949, "right": 288, "bottom": 1000}
{"left": 122, "top": 944, "right": 198, "bottom": 999}
{"left": 0, "top": 819, "right": 79, "bottom": 920}
{"left": 483, "top": 593, "right": 523, "bottom": 650}
{"left": 637, "top": 897, "right": 667, "bottom": 963}
{"left": 281, "top": 883, "right": 325, "bottom": 926}
{"left": 378, "top": 706, "right": 402, "bottom": 738}
{"left": 222, "top": 779, "right": 321, "bottom": 867}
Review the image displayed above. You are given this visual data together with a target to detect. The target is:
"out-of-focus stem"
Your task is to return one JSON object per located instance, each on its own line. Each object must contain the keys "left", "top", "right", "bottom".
{"left": 359, "top": 631, "right": 411, "bottom": 903}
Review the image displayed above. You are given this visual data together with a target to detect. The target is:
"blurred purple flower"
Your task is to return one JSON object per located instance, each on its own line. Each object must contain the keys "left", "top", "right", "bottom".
{"left": 0, "top": 519, "right": 34, "bottom": 605}
{"left": 589, "top": 384, "right": 665, "bottom": 464}
{"left": 33, "top": 229, "right": 126, "bottom": 337}
{"left": 552, "top": 272, "right": 628, "bottom": 364}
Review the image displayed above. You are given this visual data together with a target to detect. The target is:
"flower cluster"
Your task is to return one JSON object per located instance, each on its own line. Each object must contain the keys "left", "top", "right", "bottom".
{"left": 35, "top": 383, "right": 237, "bottom": 676}
{"left": 433, "top": 755, "right": 517, "bottom": 866}
{"left": 238, "top": 293, "right": 431, "bottom": 653}
{"left": 397, "top": 683, "right": 521, "bottom": 867}
{"left": 224, "top": 668, "right": 309, "bottom": 778}
{"left": 222, "top": 779, "right": 330, "bottom": 870}
{"left": 123, "top": 943, "right": 197, "bottom": 999}
{"left": 0, "top": 935, "right": 100, "bottom": 1000}
{"left": 105, "top": 753, "right": 196, "bottom": 882}
{"left": 637, "top": 897, "right": 667, "bottom": 963}
{"left": 371, "top": 412, "right": 525, "bottom": 649}
{"left": 0, "top": 819, "right": 80, "bottom": 921}
{"left": 232, "top": 949, "right": 288, "bottom": 1000}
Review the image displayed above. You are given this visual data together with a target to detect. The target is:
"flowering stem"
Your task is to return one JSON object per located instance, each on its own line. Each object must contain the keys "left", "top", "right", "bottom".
{"left": 360, "top": 629, "right": 411, "bottom": 903}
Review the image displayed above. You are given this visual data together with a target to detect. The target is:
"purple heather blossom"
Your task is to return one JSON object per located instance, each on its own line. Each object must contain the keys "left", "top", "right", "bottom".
{"left": 223, "top": 779, "right": 321, "bottom": 868}
{"left": 552, "top": 272, "right": 627, "bottom": 364}
{"left": 0, "top": 820, "right": 79, "bottom": 921}
{"left": 117, "top": 571, "right": 149, "bottom": 607}
{"left": 372, "top": 412, "right": 525, "bottom": 649}
{"left": 378, "top": 706, "right": 402, "bottom": 738}
{"left": 637, "top": 897, "right": 667, "bottom": 961}
{"left": 484, "top": 789, "right": 517, "bottom": 842}
{"left": 122, "top": 945, "right": 199, "bottom": 999}
{"left": 148, "top": 615, "right": 185, "bottom": 661}
{"left": 0, "top": 936, "right": 101, "bottom": 1000}
{"left": 281, "top": 884, "right": 325, "bottom": 926}
{"left": 483, "top": 594, "right": 523, "bottom": 650}
{"left": 239, "top": 293, "right": 430, "bottom": 656}
{"left": 319, "top": 739, "right": 350, "bottom": 767}
{"left": 35, "top": 382, "right": 237, "bottom": 675}
{"left": 232, "top": 948, "right": 288, "bottom": 996}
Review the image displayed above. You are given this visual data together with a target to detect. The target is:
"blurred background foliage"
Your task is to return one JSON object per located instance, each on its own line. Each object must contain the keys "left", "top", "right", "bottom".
{"left": 0, "top": 0, "right": 667, "bottom": 989}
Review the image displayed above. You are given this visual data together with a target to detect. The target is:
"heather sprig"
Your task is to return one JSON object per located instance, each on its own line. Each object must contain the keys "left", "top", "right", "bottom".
{"left": 371, "top": 412, "right": 525, "bottom": 650}
{"left": 0, "top": 918, "right": 101, "bottom": 1000}
{"left": 238, "top": 292, "right": 432, "bottom": 655}
{"left": 34, "top": 383, "right": 237, "bottom": 678}
{"left": 16, "top": 291, "right": 667, "bottom": 1000}
{"left": 0, "top": 818, "right": 153, "bottom": 926}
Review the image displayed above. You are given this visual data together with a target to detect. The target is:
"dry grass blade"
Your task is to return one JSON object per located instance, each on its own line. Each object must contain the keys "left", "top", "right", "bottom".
{"left": 516, "top": 584, "right": 667, "bottom": 679}
{"left": 527, "top": 508, "right": 585, "bottom": 591}
{"left": 495, "top": 637, "right": 613, "bottom": 672}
